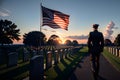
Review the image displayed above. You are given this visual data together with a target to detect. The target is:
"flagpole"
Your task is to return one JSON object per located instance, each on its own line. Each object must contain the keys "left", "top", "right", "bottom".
{"left": 40, "top": 2, "right": 42, "bottom": 32}
{"left": 39, "top": 2, "right": 43, "bottom": 53}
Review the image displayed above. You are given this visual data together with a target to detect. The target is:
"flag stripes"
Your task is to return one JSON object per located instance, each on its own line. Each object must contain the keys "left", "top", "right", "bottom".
{"left": 42, "top": 6, "right": 69, "bottom": 30}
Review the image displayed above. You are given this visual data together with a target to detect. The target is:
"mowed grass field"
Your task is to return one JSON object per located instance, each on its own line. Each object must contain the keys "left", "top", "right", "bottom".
{"left": 103, "top": 48, "right": 120, "bottom": 72}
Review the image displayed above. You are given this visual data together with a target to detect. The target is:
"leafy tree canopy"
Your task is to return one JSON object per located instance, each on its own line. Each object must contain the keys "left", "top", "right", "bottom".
{"left": 64, "top": 40, "right": 72, "bottom": 46}
{"left": 47, "top": 34, "right": 61, "bottom": 46}
{"left": 72, "top": 40, "right": 79, "bottom": 46}
{"left": 114, "top": 34, "right": 120, "bottom": 46}
{"left": 0, "top": 19, "right": 20, "bottom": 45}
{"left": 104, "top": 39, "right": 112, "bottom": 46}
{"left": 23, "top": 31, "right": 46, "bottom": 47}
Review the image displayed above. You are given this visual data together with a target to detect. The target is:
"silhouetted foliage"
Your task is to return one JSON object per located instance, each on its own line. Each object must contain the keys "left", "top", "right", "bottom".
{"left": 64, "top": 40, "right": 72, "bottom": 46}
{"left": 72, "top": 40, "right": 79, "bottom": 46}
{"left": 47, "top": 34, "right": 61, "bottom": 46}
{"left": 0, "top": 19, "right": 20, "bottom": 45}
{"left": 114, "top": 34, "right": 120, "bottom": 46}
{"left": 104, "top": 39, "right": 112, "bottom": 46}
{"left": 23, "top": 31, "right": 46, "bottom": 47}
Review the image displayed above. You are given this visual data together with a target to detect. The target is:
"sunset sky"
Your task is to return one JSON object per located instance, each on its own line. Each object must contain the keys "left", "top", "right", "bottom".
{"left": 0, "top": 0, "right": 120, "bottom": 44}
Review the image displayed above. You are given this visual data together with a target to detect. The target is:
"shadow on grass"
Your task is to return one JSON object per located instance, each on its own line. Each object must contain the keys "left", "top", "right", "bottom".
{"left": 53, "top": 49, "right": 89, "bottom": 80}
{"left": 0, "top": 62, "right": 29, "bottom": 80}
{"left": 98, "top": 75, "right": 107, "bottom": 80}
{"left": 54, "top": 65, "right": 64, "bottom": 77}
{"left": 65, "top": 57, "right": 73, "bottom": 62}
{"left": 67, "top": 51, "right": 90, "bottom": 80}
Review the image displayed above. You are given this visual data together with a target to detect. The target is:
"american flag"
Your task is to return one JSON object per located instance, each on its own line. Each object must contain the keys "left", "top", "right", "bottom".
{"left": 41, "top": 6, "right": 70, "bottom": 30}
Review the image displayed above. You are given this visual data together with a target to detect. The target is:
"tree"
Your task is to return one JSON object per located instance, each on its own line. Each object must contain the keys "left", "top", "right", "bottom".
{"left": 114, "top": 34, "right": 120, "bottom": 46}
{"left": 23, "top": 31, "right": 46, "bottom": 47}
{"left": 104, "top": 39, "right": 112, "bottom": 46}
{"left": 47, "top": 34, "right": 61, "bottom": 46}
{"left": 64, "top": 40, "right": 72, "bottom": 46}
{"left": 0, "top": 19, "right": 20, "bottom": 45}
{"left": 72, "top": 40, "right": 79, "bottom": 46}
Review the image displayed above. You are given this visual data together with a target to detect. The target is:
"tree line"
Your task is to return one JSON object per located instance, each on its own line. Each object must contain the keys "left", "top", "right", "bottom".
{"left": 0, "top": 19, "right": 120, "bottom": 47}
{"left": 0, "top": 19, "right": 79, "bottom": 47}
{"left": 23, "top": 31, "right": 79, "bottom": 47}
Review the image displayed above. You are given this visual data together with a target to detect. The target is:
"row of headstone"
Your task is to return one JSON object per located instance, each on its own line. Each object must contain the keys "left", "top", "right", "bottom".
{"left": 0, "top": 45, "right": 24, "bottom": 66}
{"left": 45, "top": 48, "right": 72, "bottom": 70}
{"left": 1, "top": 47, "right": 30, "bottom": 67}
{"left": 22, "top": 47, "right": 74, "bottom": 69}
{"left": 2, "top": 46, "right": 81, "bottom": 67}
{"left": 29, "top": 46, "right": 82, "bottom": 80}
{"left": 28, "top": 47, "right": 81, "bottom": 70}
{"left": 105, "top": 47, "right": 120, "bottom": 57}
{"left": 1, "top": 46, "right": 81, "bottom": 80}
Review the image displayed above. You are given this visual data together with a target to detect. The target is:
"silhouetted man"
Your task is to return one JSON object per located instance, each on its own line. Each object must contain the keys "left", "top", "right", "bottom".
{"left": 88, "top": 24, "right": 104, "bottom": 80}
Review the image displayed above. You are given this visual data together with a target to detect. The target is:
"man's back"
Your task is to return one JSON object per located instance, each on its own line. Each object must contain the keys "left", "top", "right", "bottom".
{"left": 88, "top": 24, "right": 104, "bottom": 80}
{"left": 88, "top": 30, "right": 104, "bottom": 53}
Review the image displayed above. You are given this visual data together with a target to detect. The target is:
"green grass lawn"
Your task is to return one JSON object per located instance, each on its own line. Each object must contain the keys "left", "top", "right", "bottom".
{"left": 103, "top": 49, "right": 120, "bottom": 72}
{"left": 0, "top": 61, "right": 29, "bottom": 80}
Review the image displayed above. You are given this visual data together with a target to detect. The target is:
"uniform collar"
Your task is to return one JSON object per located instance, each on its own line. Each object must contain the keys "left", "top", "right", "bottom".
{"left": 94, "top": 30, "right": 98, "bottom": 32}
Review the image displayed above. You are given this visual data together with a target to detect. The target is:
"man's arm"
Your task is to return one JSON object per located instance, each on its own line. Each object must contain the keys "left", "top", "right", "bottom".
{"left": 100, "top": 33, "right": 104, "bottom": 52}
{"left": 88, "top": 32, "right": 92, "bottom": 52}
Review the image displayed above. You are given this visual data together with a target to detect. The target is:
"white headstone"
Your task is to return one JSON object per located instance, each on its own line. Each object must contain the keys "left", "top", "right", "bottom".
{"left": 7, "top": 52, "right": 18, "bottom": 67}
{"left": 29, "top": 55, "right": 44, "bottom": 80}
{"left": 46, "top": 51, "right": 52, "bottom": 69}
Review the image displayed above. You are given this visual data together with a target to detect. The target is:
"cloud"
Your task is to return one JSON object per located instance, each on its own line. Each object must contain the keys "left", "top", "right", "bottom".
{"left": 104, "top": 21, "right": 117, "bottom": 41}
{"left": 0, "top": 11, "right": 9, "bottom": 17}
{"left": 42, "top": 28, "right": 56, "bottom": 32}
{"left": 43, "top": 28, "right": 48, "bottom": 31}
{"left": 0, "top": 8, "right": 10, "bottom": 17}
{"left": 66, "top": 35, "right": 88, "bottom": 40}
{"left": 51, "top": 30, "right": 56, "bottom": 32}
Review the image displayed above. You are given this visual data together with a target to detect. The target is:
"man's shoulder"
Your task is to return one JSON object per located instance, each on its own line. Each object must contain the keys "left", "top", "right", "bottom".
{"left": 89, "top": 31, "right": 94, "bottom": 34}
{"left": 98, "top": 32, "right": 103, "bottom": 35}
{"left": 89, "top": 32, "right": 94, "bottom": 36}
{"left": 90, "top": 31, "right": 101, "bottom": 33}
{"left": 90, "top": 31, "right": 103, "bottom": 36}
